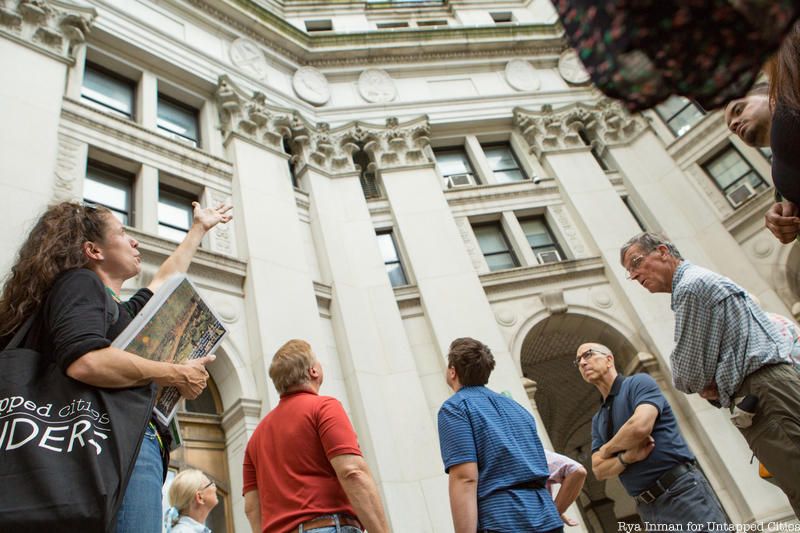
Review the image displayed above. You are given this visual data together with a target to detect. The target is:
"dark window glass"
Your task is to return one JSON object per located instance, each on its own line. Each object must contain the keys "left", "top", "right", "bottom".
{"left": 158, "top": 186, "right": 196, "bottom": 242}
{"left": 354, "top": 149, "right": 381, "bottom": 199}
{"left": 377, "top": 232, "right": 407, "bottom": 286}
{"left": 157, "top": 94, "right": 199, "bottom": 146}
{"left": 491, "top": 12, "right": 513, "bottom": 23}
{"left": 434, "top": 148, "right": 477, "bottom": 188}
{"left": 473, "top": 223, "right": 518, "bottom": 271}
{"left": 305, "top": 19, "right": 333, "bottom": 32}
{"left": 654, "top": 96, "right": 705, "bottom": 137}
{"left": 81, "top": 63, "right": 135, "bottom": 119}
{"left": 703, "top": 146, "right": 768, "bottom": 208}
{"left": 483, "top": 143, "right": 527, "bottom": 183}
{"left": 84, "top": 162, "right": 134, "bottom": 225}
{"left": 519, "top": 217, "right": 564, "bottom": 264}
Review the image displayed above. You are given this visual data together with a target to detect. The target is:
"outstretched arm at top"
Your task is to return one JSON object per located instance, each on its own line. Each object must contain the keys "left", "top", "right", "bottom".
{"left": 149, "top": 202, "right": 232, "bottom": 293}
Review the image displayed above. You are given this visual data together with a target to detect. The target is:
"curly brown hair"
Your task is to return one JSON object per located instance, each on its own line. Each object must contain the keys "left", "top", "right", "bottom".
{"left": 447, "top": 337, "right": 495, "bottom": 386}
{"left": 0, "top": 202, "right": 112, "bottom": 337}
{"left": 767, "top": 22, "right": 800, "bottom": 111}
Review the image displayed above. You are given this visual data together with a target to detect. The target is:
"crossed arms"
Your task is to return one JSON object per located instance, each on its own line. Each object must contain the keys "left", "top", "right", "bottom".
{"left": 592, "top": 403, "right": 658, "bottom": 480}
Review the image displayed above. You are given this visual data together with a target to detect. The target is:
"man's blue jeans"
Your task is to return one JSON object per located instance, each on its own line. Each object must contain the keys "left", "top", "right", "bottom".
{"left": 115, "top": 424, "right": 164, "bottom": 533}
{"left": 637, "top": 467, "right": 728, "bottom": 531}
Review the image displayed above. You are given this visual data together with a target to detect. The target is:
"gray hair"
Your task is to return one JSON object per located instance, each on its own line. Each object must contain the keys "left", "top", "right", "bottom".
{"left": 620, "top": 232, "right": 683, "bottom": 265}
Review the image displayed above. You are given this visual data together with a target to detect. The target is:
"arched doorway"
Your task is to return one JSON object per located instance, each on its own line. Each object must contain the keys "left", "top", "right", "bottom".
{"left": 520, "top": 312, "right": 640, "bottom": 532}
{"left": 164, "top": 376, "right": 234, "bottom": 533}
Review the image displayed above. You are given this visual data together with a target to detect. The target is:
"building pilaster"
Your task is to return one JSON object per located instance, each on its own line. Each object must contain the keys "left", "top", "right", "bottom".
{"left": 292, "top": 116, "right": 445, "bottom": 533}
{"left": 0, "top": 0, "right": 95, "bottom": 269}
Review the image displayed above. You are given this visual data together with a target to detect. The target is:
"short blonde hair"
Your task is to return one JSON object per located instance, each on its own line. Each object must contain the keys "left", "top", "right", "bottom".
{"left": 269, "top": 339, "right": 316, "bottom": 394}
{"left": 168, "top": 469, "right": 208, "bottom": 515}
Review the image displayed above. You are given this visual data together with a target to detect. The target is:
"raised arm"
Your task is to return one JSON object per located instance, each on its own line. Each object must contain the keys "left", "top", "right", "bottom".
{"left": 447, "top": 462, "right": 478, "bottom": 533}
{"left": 330, "top": 454, "right": 390, "bottom": 533}
{"left": 148, "top": 202, "right": 232, "bottom": 293}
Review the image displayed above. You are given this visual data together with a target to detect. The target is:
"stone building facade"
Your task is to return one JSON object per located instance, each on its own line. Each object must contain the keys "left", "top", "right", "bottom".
{"left": 1, "top": 0, "right": 797, "bottom": 531}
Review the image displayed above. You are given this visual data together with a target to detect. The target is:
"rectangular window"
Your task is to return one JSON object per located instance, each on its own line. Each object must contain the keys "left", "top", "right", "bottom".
{"left": 84, "top": 161, "right": 134, "bottom": 225}
{"left": 491, "top": 12, "right": 514, "bottom": 24}
{"left": 760, "top": 147, "right": 773, "bottom": 162}
{"left": 703, "top": 146, "right": 768, "bottom": 208}
{"left": 377, "top": 21, "right": 409, "bottom": 29}
{"left": 482, "top": 143, "right": 527, "bottom": 183}
{"left": 158, "top": 186, "right": 196, "bottom": 242}
{"left": 305, "top": 19, "right": 333, "bottom": 32}
{"left": 434, "top": 147, "right": 477, "bottom": 188}
{"left": 377, "top": 231, "right": 408, "bottom": 287}
{"left": 417, "top": 20, "right": 448, "bottom": 27}
{"left": 519, "top": 217, "right": 564, "bottom": 264}
{"left": 81, "top": 63, "right": 135, "bottom": 119}
{"left": 654, "top": 96, "right": 705, "bottom": 137}
{"left": 473, "top": 223, "right": 518, "bottom": 271}
{"left": 157, "top": 94, "right": 200, "bottom": 147}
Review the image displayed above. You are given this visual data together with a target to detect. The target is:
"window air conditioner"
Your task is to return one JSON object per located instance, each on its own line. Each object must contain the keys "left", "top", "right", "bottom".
{"left": 725, "top": 182, "right": 756, "bottom": 208}
{"left": 536, "top": 250, "right": 562, "bottom": 264}
{"left": 446, "top": 173, "right": 473, "bottom": 188}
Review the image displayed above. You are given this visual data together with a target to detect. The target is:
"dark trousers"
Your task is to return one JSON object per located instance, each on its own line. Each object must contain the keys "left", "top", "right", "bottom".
{"left": 636, "top": 467, "right": 727, "bottom": 531}
{"left": 737, "top": 364, "right": 800, "bottom": 517}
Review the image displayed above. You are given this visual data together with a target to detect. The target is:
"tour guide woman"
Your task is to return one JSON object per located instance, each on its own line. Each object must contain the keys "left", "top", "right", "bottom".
{"left": 0, "top": 200, "right": 232, "bottom": 532}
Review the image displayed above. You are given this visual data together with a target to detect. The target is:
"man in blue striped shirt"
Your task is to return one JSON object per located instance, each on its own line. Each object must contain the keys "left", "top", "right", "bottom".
{"left": 437, "top": 337, "right": 563, "bottom": 533}
{"left": 621, "top": 232, "right": 800, "bottom": 517}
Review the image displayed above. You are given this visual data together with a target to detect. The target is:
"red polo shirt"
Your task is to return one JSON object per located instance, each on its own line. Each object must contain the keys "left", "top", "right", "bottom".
{"left": 243, "top": 390, "right": 362, "bottom": 533}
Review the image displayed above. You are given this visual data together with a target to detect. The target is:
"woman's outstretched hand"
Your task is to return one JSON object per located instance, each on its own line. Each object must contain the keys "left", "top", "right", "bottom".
{"left": 193, "top": 201, "right": 233, "bottom": 232}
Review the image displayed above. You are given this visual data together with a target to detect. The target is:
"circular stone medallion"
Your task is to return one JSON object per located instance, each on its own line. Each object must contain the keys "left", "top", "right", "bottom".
{"left": 292, "top": 66, "right": 330, "bottom": 106}
{"left": 358, "top": 68, "right": 397, "bottom": 103}
{"left": 558, "top": 49, "right": 591, "bottom": 85}
{"left": 505, "top": 59, "right": 541, "bottom": 92}
{"left": 229, "top": 38, "right": 268, "bottom": 81}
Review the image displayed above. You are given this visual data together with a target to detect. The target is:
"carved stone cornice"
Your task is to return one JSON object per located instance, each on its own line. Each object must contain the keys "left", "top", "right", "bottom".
{"left": 514, "top": 100, "right": 647, "bottom": 158}
{"left": 0, "top": 0, "right": 96, "bottom": 61}
{"left": 216, "top": 75, "right": 301, "bottom": 150}
{"left": 291, "top": 115, "right": 433, "bottom": 176}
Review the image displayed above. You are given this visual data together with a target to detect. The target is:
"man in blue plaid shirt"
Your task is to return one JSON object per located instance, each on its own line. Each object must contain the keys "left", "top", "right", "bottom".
{"left": 620, "top": 232, "right": 800, "bottom": 517}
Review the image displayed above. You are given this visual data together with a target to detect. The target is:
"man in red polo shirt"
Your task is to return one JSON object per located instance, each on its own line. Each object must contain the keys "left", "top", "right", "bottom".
{"left": 243, "top": 339, "right": 390, "bottom": 533}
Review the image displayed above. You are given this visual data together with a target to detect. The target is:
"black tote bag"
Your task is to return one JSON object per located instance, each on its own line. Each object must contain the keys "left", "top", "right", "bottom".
{"left": 0, "top": 294, "right": 156, "bottom": 533}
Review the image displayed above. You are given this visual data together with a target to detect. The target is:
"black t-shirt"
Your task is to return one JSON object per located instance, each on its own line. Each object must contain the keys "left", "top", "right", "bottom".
{"left": 771, "top": 101, "right": 800, "bottom": 207}
{"left": 27, "top": 268, "right": 153, "bottom": 372}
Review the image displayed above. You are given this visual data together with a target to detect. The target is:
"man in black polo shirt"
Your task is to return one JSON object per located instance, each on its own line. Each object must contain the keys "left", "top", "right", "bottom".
{"left": 576, "top": 342, "right": 728, "bottom": 529}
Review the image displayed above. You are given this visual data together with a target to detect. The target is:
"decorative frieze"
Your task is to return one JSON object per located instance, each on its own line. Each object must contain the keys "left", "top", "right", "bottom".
{"left": 514, "top": 101, "right": 647, "bottom": 157}
{"left": 0, "top": 0, "right": 95, "bottom": 61}
{"left": 215, "top": 75, "right": 300, "bottom": 149}
{"left": 292, "top": 116, "right": 432, "bottom": 176}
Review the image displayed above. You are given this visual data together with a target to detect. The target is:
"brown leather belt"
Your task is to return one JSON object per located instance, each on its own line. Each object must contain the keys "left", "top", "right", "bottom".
{"left": 298, "top": 514, "right": 363, "bottom": 532}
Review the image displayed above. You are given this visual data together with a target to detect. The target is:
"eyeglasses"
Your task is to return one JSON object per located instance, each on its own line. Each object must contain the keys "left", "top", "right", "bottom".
{"left": 573, "top": 348, "right": 609, "bottom": 367}
{"left": 624, "top": 251, "right": 652, "bottom": 279}
{"left": 199, "top": 480, "right": 215, "bottom": 491}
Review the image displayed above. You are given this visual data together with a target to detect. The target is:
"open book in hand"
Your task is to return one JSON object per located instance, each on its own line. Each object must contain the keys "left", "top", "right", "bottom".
{"left": 111, "top": 274, "right": 228, "bottom": 425}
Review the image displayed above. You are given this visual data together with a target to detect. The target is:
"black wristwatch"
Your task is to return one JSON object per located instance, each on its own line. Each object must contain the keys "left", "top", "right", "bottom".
{"left": 617, "top": 452, "right": 630, "bottom": 467}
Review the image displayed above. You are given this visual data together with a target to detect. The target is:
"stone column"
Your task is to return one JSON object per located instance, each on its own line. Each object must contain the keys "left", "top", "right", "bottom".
{"left": 0, "top": 0, "right": 95, "bottom": 269}
{"left": 514, "top": 103, "right": 789, "bottom": 522}
{"left": 374, "top": 119, "right": 535, "bottom": 411}
{"left": 292, "top": 118, "right": 445, "bottom": 532}
{"left": 221, "top": 398, "right": 262, "bottom": 533}
{"left": 215, "top": 77, "right": 333, "bottom": 414}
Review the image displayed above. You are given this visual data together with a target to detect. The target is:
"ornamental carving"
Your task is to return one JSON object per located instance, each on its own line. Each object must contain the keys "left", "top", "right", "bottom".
{"left": 291, "top": 115, "right": 432, "bottom": 176}
{"left": 292, "top": 66, "right": 330, "bottom": 106}
{"left": 229, "top": 37, "right": 268, "bottom": 81}
{"left": 558, "top": 49, "right": 590, "bottom": 85}
{"left": 215, "top": 75, "right": 300, "bottom": 149}
{"left": 514, "top": 101, "right": 646, "bottom": 157}
{"left": 505, "top": 59, "right": 540, "bottom": 92}
{"left": 0, "top": 0, "right": 96, "bottom": 60}
{"left": 358, "top": 68, "right": 397, "bottom": 103}
{"left": 53, "top": 133, "right": 85, "bottom": 201}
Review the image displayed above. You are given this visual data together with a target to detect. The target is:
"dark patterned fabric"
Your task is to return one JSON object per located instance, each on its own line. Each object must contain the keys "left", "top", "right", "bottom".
{"left": 554, "top": 0, "right": 800, "bottom": 111}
